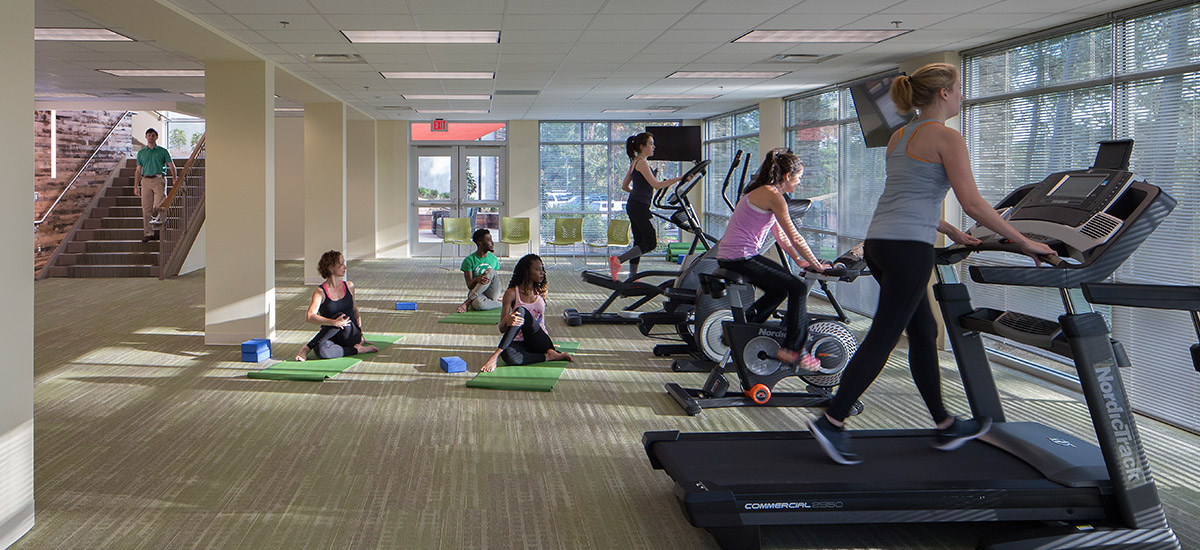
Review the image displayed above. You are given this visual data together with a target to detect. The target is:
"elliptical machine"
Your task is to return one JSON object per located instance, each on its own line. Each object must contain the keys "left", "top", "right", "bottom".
{"left": 665, "top": 251, "right": 866, "bottom": 416}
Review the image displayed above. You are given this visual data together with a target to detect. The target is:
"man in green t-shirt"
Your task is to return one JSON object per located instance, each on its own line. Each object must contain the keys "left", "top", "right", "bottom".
{"left": 134, "top": 128, "right": 178, "bottom": 242}
{"left": 456, "top": 229, "right": 502, "bottom": 313}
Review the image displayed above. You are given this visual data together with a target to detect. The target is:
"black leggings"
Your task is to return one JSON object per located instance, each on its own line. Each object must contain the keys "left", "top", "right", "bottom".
{"left": 620, "top": 200, "right": 657, "bottom": 274}
{"left": 718, "top": 255, "right": 811, "bottom": 351}
{"left": 498, "top": 307, "right": 556, "bottom": 365}
{"left": 308, "top": 321, "right": 362, "bottom": 359}
{"left": 826, "top": 240, "right": 948, "bottom": 423}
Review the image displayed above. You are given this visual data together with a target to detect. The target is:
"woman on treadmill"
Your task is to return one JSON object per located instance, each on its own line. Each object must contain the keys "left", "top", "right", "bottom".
{"left": 717, "top": 148, "right": 827, "bottom": 370}
{"left": 608, "top": 132, "right": 692, "bottom": 281}
{"left": 805, "top": 63, "right": 1057, "bottom": 465}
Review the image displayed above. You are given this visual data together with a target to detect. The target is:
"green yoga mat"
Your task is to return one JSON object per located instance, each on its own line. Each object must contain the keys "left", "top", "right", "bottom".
{"left": 466, "top": 366, "right": 566, "bottom": 392}
{"left": 247, "top": 334, "right": 402, "bottom": 382}
{"left": 438, "top": 309, "right": 503, "bottom": 325}
{"left": 499, "top": 341, "right": 579, "bottom": 366}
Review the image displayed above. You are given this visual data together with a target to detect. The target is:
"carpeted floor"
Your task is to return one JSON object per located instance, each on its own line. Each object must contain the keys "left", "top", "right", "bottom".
{"left": 16, "top": 257, "right": 1200, "bottom": 549}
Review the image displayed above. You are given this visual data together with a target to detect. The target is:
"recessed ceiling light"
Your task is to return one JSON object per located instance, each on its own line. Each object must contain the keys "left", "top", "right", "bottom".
{"left": 627, "top": 94, "right": 716, "bottom": 100}
{"left": 667, "top": 71, "right": 787, "bottom": 79}
{"left": 734, "top": 29, "right": 909, "bottom": 43}
{"left": 99, "top": 69, "right": 204, "bottom": 77}
{"left": 182, "top": 92, "right": 205, "bottom": 98}
{"left": 343, "top": 30, "right": 500, "bottom": 43}
{"left": 415, "top": 109, "right": 490, "bottom": 114}
{"left": 603, "top": 109, "right": 679, "bottom": 113}
{"left": 36, "top": 28, "right": 133, "bottom": 41}
{"left": 382, "top": 72, "right": 494, "bottom": 79}
{"left": 274, "top": 108, "right": 303, "bottom": 112}
{"left": 35, "top": 92, "right": 99, "bottom": 98}
{"left": 402, "top": 94, "right": 492, "bottom": 100}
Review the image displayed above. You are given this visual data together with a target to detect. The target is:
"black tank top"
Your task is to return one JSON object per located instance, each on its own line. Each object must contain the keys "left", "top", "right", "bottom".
{"left": 629, "top": 164, "right": 653, "bottom": 205}
{"left": 318, "top": 281, "right": 355, "bottom": 320}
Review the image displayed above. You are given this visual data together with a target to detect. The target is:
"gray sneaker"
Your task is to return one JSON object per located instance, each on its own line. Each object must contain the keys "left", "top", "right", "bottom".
{"left": 805, "top": 416, "right": 862, "bottom": 465}
{"left": 932, "top": 416, "right": 993, "bottom": 451}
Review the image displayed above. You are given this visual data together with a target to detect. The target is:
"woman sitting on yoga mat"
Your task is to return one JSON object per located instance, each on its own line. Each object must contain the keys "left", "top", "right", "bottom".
{"left": 294, "top": 250, "right": 379, "bottom": 361}
{"left": 480, "top": 254, "right": 573, "bottom": 372}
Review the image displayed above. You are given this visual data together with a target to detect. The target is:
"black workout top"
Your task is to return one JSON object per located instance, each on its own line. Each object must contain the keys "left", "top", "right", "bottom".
{"left": 318, "top": 281, "right": 356, "bottom": 321}
{"left": 629, "top": 163, "right": 653, "bottom": 205}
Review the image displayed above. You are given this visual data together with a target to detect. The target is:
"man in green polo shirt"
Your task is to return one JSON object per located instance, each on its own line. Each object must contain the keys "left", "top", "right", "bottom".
{"left": 134, "top": 128, "right": 178, "bottom": 242}
{"left": 456, "top": 229, "right": 502, "bottom": 313}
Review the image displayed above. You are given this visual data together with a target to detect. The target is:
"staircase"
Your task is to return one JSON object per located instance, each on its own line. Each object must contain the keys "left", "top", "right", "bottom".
{"left": 46, "top": 157, "right": 185, "bottom": 278}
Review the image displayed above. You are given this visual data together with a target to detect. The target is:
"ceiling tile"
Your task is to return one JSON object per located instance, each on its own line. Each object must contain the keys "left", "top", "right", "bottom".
{"left": 501, "top": 30, "right": 584, "bottom": 43}
{"left": 786, "top": 0, "right": 887, "bottom": 14}
{"left": 255, "top": 30, "right": 349, "bottom": 44}
{"left": 886, "top": 0, "right": 998, "bottom": 13}
{"left": 412, "top": 14, "right": 504, "bottom": 30}
{"left": 761, "top": 13, "right": 869, "bottom": 28}
{"left": 502, "top": 15, "right": 594, "bottom": 30}
{"left": 506, "top": 0, "right": 603, "bottom": 15}
{"left": 600, "top": 0, "right": 705, "bottom": 14}
{"left": 208, "top": 0, "right": 317, "bottom": 14}
{"left": 673, "top": 13, "right": 774, "bottom": 30}
{"left": 930, "top": 12, "right": 1058, "bottom": 30}
{"left": 308, "top": 0, "right": 411, "bottom": 14}
{"left": 694, "top": 0, "right": 805, "bottom": 14}
{"left": 406, "top": 0, "right": 505, "bottom": 14}
{"left": 322, "top": 14, "right": 417, "bottom": 29}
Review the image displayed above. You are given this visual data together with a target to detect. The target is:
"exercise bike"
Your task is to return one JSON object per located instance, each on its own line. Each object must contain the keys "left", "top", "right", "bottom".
{"left": 665, "top": 260, "right": 866, "bottom": 416}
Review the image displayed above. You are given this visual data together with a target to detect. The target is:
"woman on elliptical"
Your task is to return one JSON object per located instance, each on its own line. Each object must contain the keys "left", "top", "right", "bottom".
{"left": 608, "top": 132, "right": 692, "bottom": 281}
{"left": 716, "top": 148, "right": 827, "bottom": 371}
{"left": 805, "top": 63, "right": 1057, "bottom": 466}
{"left": 480, "top": 254, "right": 573, "bottom": 372}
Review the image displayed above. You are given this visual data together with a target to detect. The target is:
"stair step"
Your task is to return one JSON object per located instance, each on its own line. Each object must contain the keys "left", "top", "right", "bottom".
{"left": 105, "top": 186, "right": 137, "bottom": 197}
{"left": 66, "top": 264, "right": 155, "bottom": 278}
{"left": 97, "top": 217, "right": 148, "bottom": 229}
{"left": 46, "top": 266, "right": 69, "bottom": 278}
{"left": 78, "top": 228, "right": 147, "bottom": 240}
{"left": 98, "top": 197, "right": 144, "bottom": 207}
{"left": 103, "top": 206, "right": 145, "bottom": 217}
{"left": 82, "top": 240, "right": 160, "bottom": 253}
{"left": 62, "top": 252, "right": 159, "bottom": 266}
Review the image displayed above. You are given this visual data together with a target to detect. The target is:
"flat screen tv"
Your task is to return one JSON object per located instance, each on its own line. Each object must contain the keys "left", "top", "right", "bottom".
{"left": 646, "top": 126, "right": 702, "bottom": 162}
{"left": 849, "top": 72, "right": 915, "bottom": 148}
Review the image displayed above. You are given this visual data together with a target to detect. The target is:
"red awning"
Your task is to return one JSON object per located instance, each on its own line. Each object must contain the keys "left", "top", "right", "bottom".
{"left": 411, "top": 122, "right": 505, "bottom": 141}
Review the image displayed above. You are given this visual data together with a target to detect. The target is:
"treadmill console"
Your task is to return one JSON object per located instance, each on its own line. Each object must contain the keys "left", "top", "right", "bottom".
{"left": 944, "top": 140, "right": 1176, "bottom": 288}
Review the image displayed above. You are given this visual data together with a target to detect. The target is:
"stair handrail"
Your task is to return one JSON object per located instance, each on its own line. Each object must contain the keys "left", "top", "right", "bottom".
{"left": 160, "top": 133, "right": 205, "bottom": 209}
{"left": 35, "top": 110, "right": 132, "bottom": 227}
{"left": 157, "top": 133, "right": 206, "bottom": 278}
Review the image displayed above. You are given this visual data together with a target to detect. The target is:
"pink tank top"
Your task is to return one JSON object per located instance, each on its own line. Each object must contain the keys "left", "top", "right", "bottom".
{"left": 717, "top": 196, "right": 777, "bottom": 260}
{"left": 513, "top": 290, "right": 546, "bottom": 341}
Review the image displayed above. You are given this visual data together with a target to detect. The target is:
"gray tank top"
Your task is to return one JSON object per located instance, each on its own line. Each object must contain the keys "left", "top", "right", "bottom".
{"left": 865, "top": 119, "right": 952, "bottom": 245}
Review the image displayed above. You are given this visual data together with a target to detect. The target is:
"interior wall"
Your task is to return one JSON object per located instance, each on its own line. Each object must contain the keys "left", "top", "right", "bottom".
{"left": 178, "top": 222, "right": 206, "bottom": 275}
{"left": 129, "top": 111, "right": 164, "bottom": 148}
{"left": 274, "top": 116, "right": 304, "bottom": 260}
{"left": 376, "top": 120, "right": 409, "bottom": 258}
{"left": 506, "top": 119, "right": 539, "bottom": 257}
{"left": 1, "top": 0, "right": 36, "bottom": 546}
{"left": 346, "top": 119, "right": 376, "bottom": 260}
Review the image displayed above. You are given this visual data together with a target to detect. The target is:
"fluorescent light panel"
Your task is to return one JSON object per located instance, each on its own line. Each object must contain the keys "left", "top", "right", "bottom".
{"left": 274, "top": 108, "right": 303, "bottom": 112}
{"left": 734, "top": 29, "right": 909, "bottom": 43}
{"left": 627, "top": 94, "right": 716, "bottom": 100}
{"left": 403, "top": 94, "right": 491, "bottom": 100}
{"left": 35, "top": 92, "right": 98, "bottom": 98}
{"left": 415, "top": 109, "right": 489, "bottom": 114}
{"left": 382, "top": 72, "right": 494, "bottom": 79}
{"left": 99, "top": 69, "right": 204, "bottom": 77}
{"left": 603, "top": 109, "right": 678, "bottom": 113}
{"left": 343, "top": 30, "right": 499, "bottom": 43}
{"left": 182, "top": 92, "right": 205, "bottom": 98}
{"left": 36, "top": 28, "right": 133, "bottom": 41}
{"left": 668, "top": 71, "right": 786, "bottom": 79}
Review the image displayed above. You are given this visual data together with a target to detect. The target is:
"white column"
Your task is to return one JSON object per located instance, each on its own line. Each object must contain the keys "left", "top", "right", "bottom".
{"left": 274, "top": 116, "right": 305, "bottom": 260}
{"left": 204, "top": 60, "right": 276, "bottom": 344}
{"left": 376, "top": 120, "right": 409, "bottom": 258}
{"left": 0, "top": 2, "right": 35, "bottom": 545}
{"left": 346, "top": 118, "right": 376, "bottom": 260}
{"left": 506, "top": 119, "right": 539, "bottom": 255}
{"left": 757, "top": 98, "right": 786, "bottom": 157}
{"left": 303, "top": 103, "right": 346, "bottom": 284}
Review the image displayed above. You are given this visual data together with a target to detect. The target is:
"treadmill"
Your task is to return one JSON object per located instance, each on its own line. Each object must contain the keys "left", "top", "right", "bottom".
{"left": 642, "top": 140, "right": 1183, "bottom": 550}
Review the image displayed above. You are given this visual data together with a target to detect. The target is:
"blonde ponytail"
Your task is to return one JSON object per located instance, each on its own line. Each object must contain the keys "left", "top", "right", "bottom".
{"left": 890, "top": 63, "right": 958, "bottom": 115}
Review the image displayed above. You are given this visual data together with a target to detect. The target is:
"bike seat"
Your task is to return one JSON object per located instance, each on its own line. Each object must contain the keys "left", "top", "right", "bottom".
{"left": 710, "top": 268, "right": 745, "bottom": 285}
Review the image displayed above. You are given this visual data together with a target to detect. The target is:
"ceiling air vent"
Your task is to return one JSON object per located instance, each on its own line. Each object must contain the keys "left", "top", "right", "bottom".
{"left": 770, "top": 54, "right": 838, "bottom": 63}
{"left": 378, "top": 106, "right": 413, "bottom": 111}
{"left": 494, "top": 89, "right": 540, "bottom": 96}
{"left": 301, "top": 53, "right": 367, "bottom": 64}
{"left": 120, "top": 87, "right": 170, "bottom": 94}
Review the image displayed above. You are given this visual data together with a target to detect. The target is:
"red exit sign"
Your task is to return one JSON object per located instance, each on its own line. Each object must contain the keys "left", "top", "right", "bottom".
{"left": 431, "top": 119, "right": 448, "bottom": 132}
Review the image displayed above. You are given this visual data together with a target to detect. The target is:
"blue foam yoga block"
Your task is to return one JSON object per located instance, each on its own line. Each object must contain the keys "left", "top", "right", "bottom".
{"left": 395, "top": 301, "right": 417, "bottom": 310}
{"left": 440, "top": 356, "right": 467, "bottom": 373}
{"left": 241, "top": 338, "right": 271, "bottom": 355}
{"left": 242, "top": 348, "right": 271, "bottom": 363}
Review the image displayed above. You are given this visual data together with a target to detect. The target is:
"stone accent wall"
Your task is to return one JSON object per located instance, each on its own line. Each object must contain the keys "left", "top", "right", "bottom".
{"left": 34, "top": 110, "right": 133, "bottom": 274}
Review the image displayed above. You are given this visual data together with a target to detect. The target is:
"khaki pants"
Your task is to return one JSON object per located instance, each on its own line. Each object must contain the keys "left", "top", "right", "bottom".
{"left": 140, "top": 176, "right": 166, "bottom": 237}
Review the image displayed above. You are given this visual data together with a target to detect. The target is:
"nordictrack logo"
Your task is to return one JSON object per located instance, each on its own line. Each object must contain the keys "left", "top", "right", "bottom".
{"left": 744, "top": 501, "right": 843, "bottom": 510}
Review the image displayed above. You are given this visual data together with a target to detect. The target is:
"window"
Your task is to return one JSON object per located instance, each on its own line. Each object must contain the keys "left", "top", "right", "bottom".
{"left": 785, "top": 88, "right": 888, "bottom": 316}
{"left": 963, "top": 2, "right": 1200, "bottom": 432}
{"left": 161, "top": 111, "right": 204, "bottom": 158}
{"left": 702, "top": 109, "right": 758, "bottom": 235}
{"left": 538, "top": 121, "right": 682, "bottom": 254}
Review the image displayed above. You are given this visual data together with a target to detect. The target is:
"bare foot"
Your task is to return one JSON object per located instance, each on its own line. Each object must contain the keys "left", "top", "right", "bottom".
{"left": 481, "top": 357, "right": 498, "bottom": 372}
{"left": 294, "top": 345, "right": 310, "bottom": 362}
{"left": 355, "top": 343, "right": 379, "bottom": 354}
{"left": 546, "top": 349, "right": 573, "bottom": 362}
{"left": 456, "top": 301, "right": 469, "bottom": 313}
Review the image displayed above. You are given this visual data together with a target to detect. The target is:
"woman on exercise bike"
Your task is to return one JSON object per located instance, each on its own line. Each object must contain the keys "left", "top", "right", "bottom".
{"left": 805, "top": 63, "right": 1057, "bottom": 465}
{"left": 716, "top": 148, "right": 827, "bottom": 370}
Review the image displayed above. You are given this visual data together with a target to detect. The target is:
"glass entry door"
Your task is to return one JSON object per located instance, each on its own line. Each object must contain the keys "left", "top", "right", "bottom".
{"left": 411, "top": 145, "right": 505, "bottom": 257}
